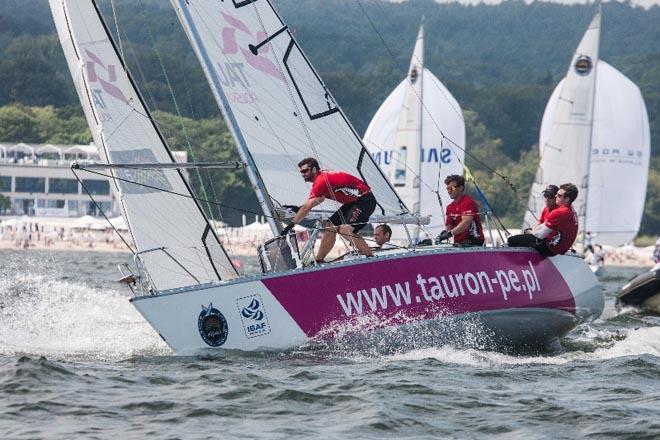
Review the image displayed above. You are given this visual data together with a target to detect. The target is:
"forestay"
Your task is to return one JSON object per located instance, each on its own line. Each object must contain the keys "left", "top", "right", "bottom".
{"left": 50, "top": 0, "right": 237, "bottom": 289}
{"left": 525, "top": 10, "right": 600, "bottom": 235}
{"left": 170, "top": 0, "right": 408, "bottom": 235}
{"left": 364, "top": 22, "right": 465, "bottom": 235}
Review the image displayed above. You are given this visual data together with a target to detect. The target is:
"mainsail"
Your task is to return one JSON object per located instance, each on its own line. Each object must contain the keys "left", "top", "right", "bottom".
{"left": 50, "top": 0, "right": 238, "bottom": 289}
{"left": 525, "top": 9, "right": 650, "bottom": 246}
{"left": 364, "top": 22, "right": 466, "bottom": 236}
{"left": 170, "top": 0, "right": 409, "bottom": 236}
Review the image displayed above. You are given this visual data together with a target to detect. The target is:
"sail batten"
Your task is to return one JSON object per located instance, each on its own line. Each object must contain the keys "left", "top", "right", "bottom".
{"left": 50, "top": 0, "right": 238, "bottom": 289}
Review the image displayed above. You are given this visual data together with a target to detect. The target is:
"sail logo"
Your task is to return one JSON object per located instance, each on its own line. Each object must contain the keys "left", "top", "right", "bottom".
{"left": 574, "top": 55, "right": 593, "bottom": 76}
{"left": 409, "top": 66, "right": 419, "bottom": 84}
{"left": 237, "top": 294, "right": 271, "bottom": 338}
{"left": 372, "top": 147, "right": 452, "bottom": 166}
{"left": 218, "top": 11, "right": 284, "bottom": 85}
{"left": 84, "top": 49, "right": 129, "bottom": 107}
{"left": 198, "top": 303, "right": 229, "bottom": 347}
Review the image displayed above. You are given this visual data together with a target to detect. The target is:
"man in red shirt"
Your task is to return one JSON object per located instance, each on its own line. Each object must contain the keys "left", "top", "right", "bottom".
{"left": 436, "top": 174, "right": 485, "bottom": 246}
{"left": 282, "top": 157, "right": 376, "bottom": 263}
{"left": 508, "top": 183, "right": 579, "bottom": 256}
{"left": 524, "top": 184, "right": 558, "bottom": 233}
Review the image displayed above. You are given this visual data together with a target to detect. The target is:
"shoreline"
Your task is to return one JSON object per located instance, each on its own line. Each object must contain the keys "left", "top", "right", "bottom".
{"left": 0, "top": 238, "right": 654, "bottom": 268}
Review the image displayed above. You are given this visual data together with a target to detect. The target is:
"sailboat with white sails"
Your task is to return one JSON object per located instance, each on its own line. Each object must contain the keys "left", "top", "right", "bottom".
{"left": 50, "top": 0, "right": 603, "bottom": 354}
{"left": 364, "top": 21, "right": 466, "bottom": 240}
{"left": 524, "top": 8, "right": 650, "bottom": 247}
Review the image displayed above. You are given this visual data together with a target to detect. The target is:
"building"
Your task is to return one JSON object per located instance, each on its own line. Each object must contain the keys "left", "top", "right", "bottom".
{"left": 0, "top": 142, "right": 186, "bottom": 217}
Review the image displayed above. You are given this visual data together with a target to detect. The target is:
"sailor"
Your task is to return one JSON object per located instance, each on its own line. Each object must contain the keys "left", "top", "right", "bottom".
{"left": 524, "top": 184, "right": 558, "bottom": 234}
{"left": 436, "top": 174, "right": 485, "bottom": 246}
{"left": 508, "top": 183, "right": 579, "bottom": 256}
{"left": 373, "top": 224, "right": 395, "bottom": 250}
{"left": 281, "top": 157, "right": 376, "bottom": 263}
{"left": 540, "top": 185, "right": 559, "bottom": 222}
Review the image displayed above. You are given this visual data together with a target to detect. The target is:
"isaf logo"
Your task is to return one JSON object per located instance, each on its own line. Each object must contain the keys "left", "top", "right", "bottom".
{"left": 198, "top": 303, "right": 229, "bottom": 347}
{"left": 237, "top": 295, "right": 271, "bottom": 338}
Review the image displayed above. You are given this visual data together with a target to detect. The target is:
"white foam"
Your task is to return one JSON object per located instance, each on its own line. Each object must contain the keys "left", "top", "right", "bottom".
{"left": 0, "top": 272, "right": 170, "bottom": 361}
{"left": 385, "top": 325, "right": 660, "bottom": 366}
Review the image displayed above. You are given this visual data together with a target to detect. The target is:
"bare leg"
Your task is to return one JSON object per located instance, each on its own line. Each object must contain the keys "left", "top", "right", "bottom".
{"left": 315, "top": 221, "right": 337, "bottom": 261}
{"left": 338, "top": 224, "right": 373, "bottom": 257}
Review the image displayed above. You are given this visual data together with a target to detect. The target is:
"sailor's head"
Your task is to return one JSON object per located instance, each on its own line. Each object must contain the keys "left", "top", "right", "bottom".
{"left": 542, "top": 184, "right": 559, "bottom": 208}
{"left": 374, "top": 224, "right": 392, "bottom": 246}
{"left": 556, "top": 183, "right": 578, "bottom": 206}
{"left": 444, "top": 174, "right": 465, "bottom": 200}
{"left": 298, "top": 157, "right": 320, "bottom": 182}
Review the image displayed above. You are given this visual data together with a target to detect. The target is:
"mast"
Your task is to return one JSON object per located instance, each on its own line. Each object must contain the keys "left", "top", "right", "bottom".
{"left": 582, "top": 6, "right": 601, "bottom": 242}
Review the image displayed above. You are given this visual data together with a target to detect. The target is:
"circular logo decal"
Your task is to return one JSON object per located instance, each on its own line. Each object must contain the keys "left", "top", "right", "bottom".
{"left": 198, "top": 303, "right": 228, "bottom": 347}
{"left": 410, "top": 67, "right": 419, "bottom": 84}
{"left": 574, "top": 55, "right": 593, "bottom": 76}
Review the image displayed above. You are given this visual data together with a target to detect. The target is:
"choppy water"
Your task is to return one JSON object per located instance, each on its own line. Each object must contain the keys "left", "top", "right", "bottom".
{"left": 0, "top": 250, "right": 658, "bottom": 439}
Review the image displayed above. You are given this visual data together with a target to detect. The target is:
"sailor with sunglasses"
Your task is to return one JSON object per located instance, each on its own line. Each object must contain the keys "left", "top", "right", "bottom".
{"left": 280, "top": 157, "right": 377, "bottom": 263}
{"left": 508, "top": 183, "right": 579, "bottom": 256}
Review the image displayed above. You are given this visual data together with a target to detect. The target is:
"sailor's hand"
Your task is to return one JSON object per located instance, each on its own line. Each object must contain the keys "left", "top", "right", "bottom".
{"left": 282, "top": 204, "right": 300, "bottom": 213}
{"left": 523, "top": 228, "right": 532, "bottom": 234}
{"left": 435, "top": 230, "right": 452, "bottom": 244}
{"left": 280, "top": 223, "right": 295, "bottom": 237}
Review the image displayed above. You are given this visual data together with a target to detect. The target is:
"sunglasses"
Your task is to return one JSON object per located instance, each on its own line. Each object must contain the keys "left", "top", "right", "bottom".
{"left": 556, "top": 193, "right": 568, "bottom": 199}
{"left": 299, "top": 167, "right": 312, "bottom": 174}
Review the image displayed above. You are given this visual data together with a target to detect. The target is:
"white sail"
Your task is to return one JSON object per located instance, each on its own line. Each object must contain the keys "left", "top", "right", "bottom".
{"left": 525, "top": 10, "right": 600, "bottom": 232}
{"left": 170, "top": 0, "right": 408, "bottom": 235}
{"left": 364, "top": 22, "right": 465, "bottom": 236}
{"left": 49, "top": 0, "right": 237, "bottom": 289}
{"left": 526, "top": 9, "right": 650, "bottom": 246}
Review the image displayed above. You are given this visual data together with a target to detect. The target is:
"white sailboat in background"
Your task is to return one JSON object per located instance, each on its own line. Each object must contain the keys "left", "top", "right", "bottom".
{"left": 525, "top": 8, "right": 651, "bottom": 247}
{"left": 364, "top": 21, "right": 465, "bottom": 239}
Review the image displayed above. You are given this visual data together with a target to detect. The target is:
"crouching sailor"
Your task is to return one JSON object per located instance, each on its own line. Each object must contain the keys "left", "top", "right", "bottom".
{"left": 280, "top": 157, "right": 377, "bottom": 263}
{"left": 508, "top": 183, "right": 579, "bottom": 256}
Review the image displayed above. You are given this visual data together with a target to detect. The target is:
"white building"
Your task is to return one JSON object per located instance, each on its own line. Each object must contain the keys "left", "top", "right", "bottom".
{"left": 0, "top": 142, "right": 186, "bottom": 217}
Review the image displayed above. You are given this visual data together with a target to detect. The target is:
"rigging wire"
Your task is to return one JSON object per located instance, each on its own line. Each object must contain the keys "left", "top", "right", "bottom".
{"left": 354, "top": 0, "right": 530, "bottom": 226}
{"left": 135, "top": 0, "right": 218, "bottom": 220}
{"left": 73, "top": 166, "right": 418, "bottom": 251}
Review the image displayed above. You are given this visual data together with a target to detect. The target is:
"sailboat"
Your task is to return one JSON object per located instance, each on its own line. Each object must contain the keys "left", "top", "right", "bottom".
{"left": 50, "top": 0, "right": 603, "bottom": 354}
{"left": 364, "top": 21, "right": 465, "bottom": 240}
{"left": 524, "top": 9, "right": 651, "bottom": 248}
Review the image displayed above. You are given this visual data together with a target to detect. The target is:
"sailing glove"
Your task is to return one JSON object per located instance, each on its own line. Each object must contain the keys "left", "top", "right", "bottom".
{"left": 435, "top": 230, "right": 452, "bottom": 244}
{"left": 280, "top": 223, "right": 295, "bottom": 237}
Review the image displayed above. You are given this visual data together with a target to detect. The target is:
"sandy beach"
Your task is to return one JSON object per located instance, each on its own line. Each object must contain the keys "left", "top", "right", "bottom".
{"left": 0, "top": 236, "right": 655, "bottom": 268}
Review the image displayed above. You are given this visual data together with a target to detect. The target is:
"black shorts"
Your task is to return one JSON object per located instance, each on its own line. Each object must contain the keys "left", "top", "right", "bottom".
{"left": 328, "top": 192, "right": 376, "bottom": 233}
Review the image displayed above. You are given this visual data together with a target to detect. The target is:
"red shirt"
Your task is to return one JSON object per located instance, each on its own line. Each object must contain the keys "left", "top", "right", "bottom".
{"left": 543, "top": 205, "right": 578, "bottom": 255}
{"left": 445, "top": 194, "right": 484, "bottom": 243}
{"left": 309, "top": 170, "right": 370, "bottom": 204}
{"left": 538, "top": 206, "right": 555, "bottom": 224}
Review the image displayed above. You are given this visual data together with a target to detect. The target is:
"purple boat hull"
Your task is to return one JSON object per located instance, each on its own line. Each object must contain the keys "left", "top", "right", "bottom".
{"left": 131, "top": 247, "right": 603, "bottom": 354}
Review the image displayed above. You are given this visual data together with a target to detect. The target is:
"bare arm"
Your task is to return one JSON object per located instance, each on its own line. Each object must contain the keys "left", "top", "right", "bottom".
{"left": 291, "top": 197, "right": 325, "bottom": 224}
{"left": 530, "top": 223, "right": 553, "bottom": 239}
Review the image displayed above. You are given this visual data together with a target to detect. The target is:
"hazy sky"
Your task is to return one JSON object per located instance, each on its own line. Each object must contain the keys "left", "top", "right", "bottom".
{"left": 383, "top": 0, "right": 659, "bottom": 9}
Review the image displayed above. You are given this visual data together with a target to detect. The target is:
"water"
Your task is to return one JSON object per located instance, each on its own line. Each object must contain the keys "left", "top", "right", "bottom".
{"left": 0, "top": 250, "right": 658, "bottom": 439}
